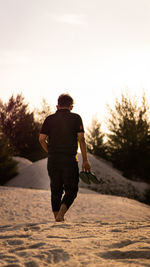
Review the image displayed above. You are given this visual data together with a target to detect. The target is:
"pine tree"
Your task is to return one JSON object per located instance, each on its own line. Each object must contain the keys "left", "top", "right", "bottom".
{"left": 106, "top": 92, "right": 150, "bottom": 182}
{"left": 34, "top": 98, "right": 53, "bottom": 124}
{"left": 0, "top": 94, "right": 45, "bottom": 161}
{"left": 86, "top": 117, "right": 106, "bottom": 158}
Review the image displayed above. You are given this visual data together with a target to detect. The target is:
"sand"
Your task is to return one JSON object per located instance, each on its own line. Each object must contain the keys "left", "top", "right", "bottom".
{"left": 1, "top": 154, "right": 150, "bottom": 266}
{"left": 0, "top": 186, "right": 150, "bottom": 267}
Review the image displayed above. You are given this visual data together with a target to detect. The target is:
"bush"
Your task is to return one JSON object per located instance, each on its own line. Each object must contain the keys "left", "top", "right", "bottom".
{"left": 144, "top": 189, "right": 150, "bottom": 205}
{"left": 0, "top": 134, "right": 18, "bottom": 185}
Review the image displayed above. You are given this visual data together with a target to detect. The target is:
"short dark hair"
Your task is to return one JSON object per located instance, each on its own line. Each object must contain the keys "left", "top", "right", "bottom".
{"left": 58, "top": 94, "right": 74, "bottom": 107}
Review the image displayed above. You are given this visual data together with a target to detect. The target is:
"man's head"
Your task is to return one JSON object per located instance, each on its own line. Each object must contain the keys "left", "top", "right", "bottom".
{"left": 57, "top": 94, "right": 74, "bottom": 110}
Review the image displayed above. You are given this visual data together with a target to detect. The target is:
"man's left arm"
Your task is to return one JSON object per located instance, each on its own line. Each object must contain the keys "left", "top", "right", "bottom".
{"left": 78, "top": 132, "right": 91, "bottom": 172}
{"left": 39, "top": 134, "right": 48, "bottom": 153}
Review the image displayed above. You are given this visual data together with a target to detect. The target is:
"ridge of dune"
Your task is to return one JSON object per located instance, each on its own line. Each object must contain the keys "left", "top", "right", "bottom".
{"left": 13, "top": 156, "right": 33, "bottom": 172}
{"left": 7, "top": 153, "right": 150, "bottom": 203}
{"left": 8, "top": 157, "right": 50, "bottom": 189}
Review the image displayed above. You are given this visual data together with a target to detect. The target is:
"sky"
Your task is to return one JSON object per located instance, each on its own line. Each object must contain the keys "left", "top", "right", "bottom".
{"left": 0, "top": 0, "right": 150, "bottom": 130}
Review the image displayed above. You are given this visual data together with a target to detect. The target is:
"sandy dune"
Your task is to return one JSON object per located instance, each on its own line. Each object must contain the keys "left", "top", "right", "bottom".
{"left": 7, "top": 153, "right": 150, "bottom": 203}
{"left": 0, "top": 186, "right": 150, "bottom": 267}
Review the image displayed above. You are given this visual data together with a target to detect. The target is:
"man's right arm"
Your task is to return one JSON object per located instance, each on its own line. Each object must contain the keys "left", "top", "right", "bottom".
{"left": 77, "top": 132, "right": 91, "bottom": 172}
{"left": 39, "top": 134, "right": 48, "bottom": 153}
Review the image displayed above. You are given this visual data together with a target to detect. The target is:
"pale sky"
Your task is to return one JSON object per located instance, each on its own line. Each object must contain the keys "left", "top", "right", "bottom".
{"left": 0, "top": 0, "right": 150, "bottom": 129}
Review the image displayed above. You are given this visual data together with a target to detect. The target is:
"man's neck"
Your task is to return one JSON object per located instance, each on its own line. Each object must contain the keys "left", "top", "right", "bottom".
{"left": 57, "top": 105, "right": 72, "bottom": 111}
{"left": 58, "top": 107, "right": 70, "bottom": 110}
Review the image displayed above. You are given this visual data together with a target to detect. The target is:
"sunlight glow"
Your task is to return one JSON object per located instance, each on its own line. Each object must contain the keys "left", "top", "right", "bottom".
{"left": 0, "top": 0, "right": 150, "bottom": 130}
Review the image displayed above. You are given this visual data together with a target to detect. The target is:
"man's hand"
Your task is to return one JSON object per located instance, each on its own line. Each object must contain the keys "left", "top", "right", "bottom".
{"left": 78, "top": 132, "right": 91, "bottom": 172}
{"left": 82, "top": 160, "right": 91, "bottom": 172}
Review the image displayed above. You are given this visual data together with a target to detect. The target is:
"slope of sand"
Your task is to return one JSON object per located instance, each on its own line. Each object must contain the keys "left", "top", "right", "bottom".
{"left": 7, "top": 153, "right": 150, "bottom": 203}
{"left": 0, "top": 186, "right": 150, "bottom": 267}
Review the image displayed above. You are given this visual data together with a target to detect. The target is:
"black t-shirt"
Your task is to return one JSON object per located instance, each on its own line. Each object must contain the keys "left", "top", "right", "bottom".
{"left": 40, "top": 109, "right": 84, "bottom": 158}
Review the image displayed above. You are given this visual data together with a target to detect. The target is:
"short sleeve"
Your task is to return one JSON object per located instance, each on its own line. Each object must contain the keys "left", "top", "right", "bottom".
{"left": 40, "top": 117, "right": 50, "bottom": 135}
{"left": 76, "top": 115, "right": 84, "bottom": 133}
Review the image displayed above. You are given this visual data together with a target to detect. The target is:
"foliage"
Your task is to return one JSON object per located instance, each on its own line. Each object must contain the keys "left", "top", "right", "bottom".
{"left": 106, "top": 92, "right": 150, "bottom": 183}
{"left": 0, "top": 133, "right": 18, "bottom": 185}
{"left": 86, "top": 117, "right": 106, "bottom": 158}
{"left": 143, "top": 188, "right": 150, "bottom": 205}
{"left": 0, "top": 94, "right": 47, "bottom": 161}
{"left": 34, "top": 98, "right": 53, "bottom": 124}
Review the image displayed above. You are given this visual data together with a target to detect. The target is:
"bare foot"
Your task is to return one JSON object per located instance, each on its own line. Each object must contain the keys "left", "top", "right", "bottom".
{"left": 55, "top": 203, "right": 67, "bottom": 222}
{"left": 53, "top": 211, "right": 59, "bottom": 220}
{"left": 56, "top": 215, "right": 64, "bottom": 222}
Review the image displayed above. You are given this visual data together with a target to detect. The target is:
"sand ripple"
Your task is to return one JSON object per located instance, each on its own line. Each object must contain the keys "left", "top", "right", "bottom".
{"left": 0, "top": 186, "right": 150, "bottom": 266}
{"left": 0, "top": 221, "right": 150, "bottom": 266}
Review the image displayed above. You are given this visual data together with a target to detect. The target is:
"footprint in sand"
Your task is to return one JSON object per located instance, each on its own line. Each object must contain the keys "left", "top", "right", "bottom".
{"left": 98, "top": 250, "right": 150, "bottom": 260}
{"left": 109, "top": 239, "right": 137, "bottom": 248}
{"left": 7, "top": 240, "right": 24, "bottom": 245}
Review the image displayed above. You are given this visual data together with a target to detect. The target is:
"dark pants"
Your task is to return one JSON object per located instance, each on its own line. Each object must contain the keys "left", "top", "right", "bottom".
{"left": 47, "top": 156, "right": 79, "bottom": 212}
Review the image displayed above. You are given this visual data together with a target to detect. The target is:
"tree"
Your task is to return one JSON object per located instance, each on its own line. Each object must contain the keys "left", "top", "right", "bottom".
{"left": 0, "top": 94, "right": 46, "bottom": 161}
{"left": 0, "top": 133, "right": 18, "bottom": 185}
{"left": 34, "top": 98, "right": 53, "bottom": 124}
{"left": 86, "top": 117, "right": 106, "bottom": 158}
{"left": 106, "top": 92, "right": 150, "bottom": 182}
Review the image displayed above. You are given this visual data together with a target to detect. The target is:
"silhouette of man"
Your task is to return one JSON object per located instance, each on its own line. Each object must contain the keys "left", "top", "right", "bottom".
{"left": 39, "top": 94, "right": 91, "bottom": 222}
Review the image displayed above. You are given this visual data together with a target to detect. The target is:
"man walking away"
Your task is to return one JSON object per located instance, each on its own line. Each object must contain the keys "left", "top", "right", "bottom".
{"left": 39, "top": 94, "right": 91, "bottom": 222}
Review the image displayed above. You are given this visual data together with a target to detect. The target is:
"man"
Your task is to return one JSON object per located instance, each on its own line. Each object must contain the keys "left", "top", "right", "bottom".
{"left": 39, "top": 94, "right": 91, "bottom": 222}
